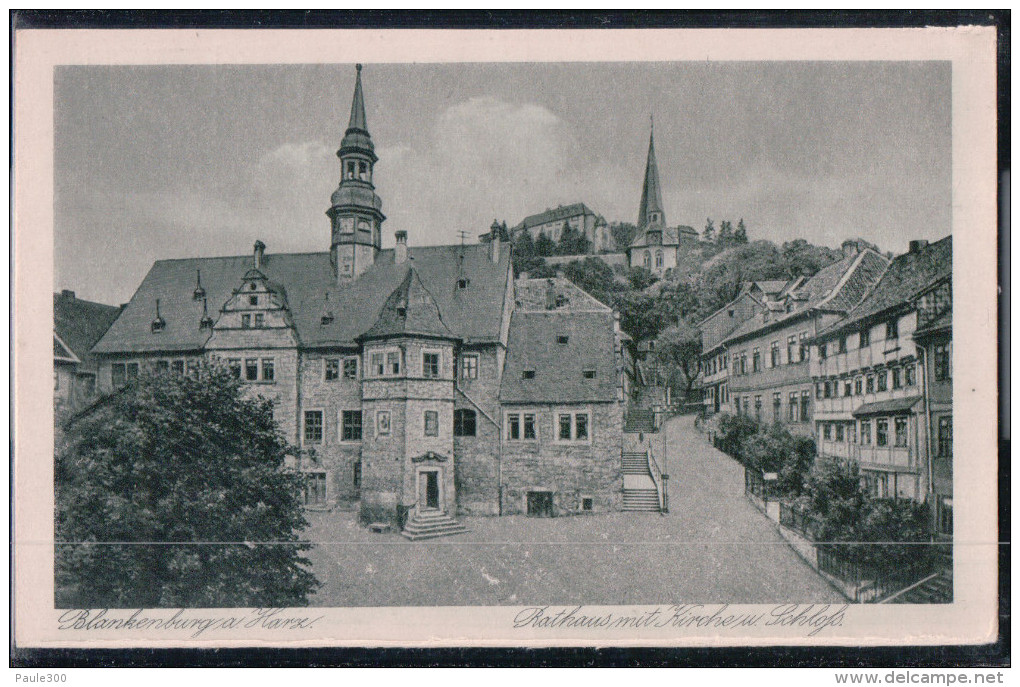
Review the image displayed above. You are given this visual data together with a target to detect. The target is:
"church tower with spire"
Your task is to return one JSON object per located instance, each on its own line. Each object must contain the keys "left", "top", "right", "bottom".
{"left": 637, "top": 118, "right": 665, "bottom": 229}
{"left": 328, "top": 64, "right": 385, "bottom": 285}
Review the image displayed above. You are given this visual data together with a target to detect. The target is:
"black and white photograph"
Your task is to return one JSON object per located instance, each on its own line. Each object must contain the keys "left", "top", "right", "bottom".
{"left": 13, "top": 24, "right": 999, "bottom": 650}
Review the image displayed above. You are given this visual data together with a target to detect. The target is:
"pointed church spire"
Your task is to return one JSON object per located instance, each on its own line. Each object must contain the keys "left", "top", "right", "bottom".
{"left": 347, "top": 63, "right": 368, "bottom": 132}
{"left": 637, "top": 118, "right": 665, "bottom": 229}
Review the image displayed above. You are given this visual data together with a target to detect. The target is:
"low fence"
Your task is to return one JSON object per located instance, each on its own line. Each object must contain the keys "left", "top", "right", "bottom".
{"left": 744, "top": 467, "right": 781, "bottom": 502}
{"left": 778, "top": 502, "right": 936, "bottom": 603}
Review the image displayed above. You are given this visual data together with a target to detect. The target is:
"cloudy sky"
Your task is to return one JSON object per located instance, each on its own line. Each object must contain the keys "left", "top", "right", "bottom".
{"left": 54, "top": 61, "right": 951, "bottom": 304}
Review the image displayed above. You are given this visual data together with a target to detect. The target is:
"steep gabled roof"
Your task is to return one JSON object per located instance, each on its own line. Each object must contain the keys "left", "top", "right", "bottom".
{"left": 720, "top": 248, "right": 890, "bottom": 346}
{"left": 815, "top": 236, "right": 951, "bottom": 339}
{"left": 500, "top": 310, "right": 619, "bottom": 404}
{"left": 512, "top": 203, "right": 598, "bottom": 232}
{"left": 53, "top": 292, "right": 123, "bottom": 361}
{"left": 360, "top": 267, "right": 457, "bottom": 341}
{"left": 93, "top": 244, "right": 511, "bottom": 354}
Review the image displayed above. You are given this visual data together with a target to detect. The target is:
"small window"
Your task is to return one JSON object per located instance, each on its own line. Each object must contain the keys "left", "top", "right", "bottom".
{"left": 341, "top": 410, "right": 362, "bottom": 441}
{"left": 582, "top": 498, "right": 593, "bottom": 512}
{"left": 454, "top": 409, "right": 477, "bottom": 437}
{"left": 245, "top": 359, "right": 258, "bottom": 381}
{"left": 127, "top": 363, "right": 139, "bottom": 380}
{"left": 262, "top": 358, "right": 274, "bottom": 382}
{"left": 866, "top": 375, "right": 875, "bottom": 393}
{"left": 523, "top": 413, "right": 536, "bottom": 440}
{"left": 254, "top": 313, "right": 265, "bottom": 328}
{"left": 895, "top": 417, "right": 909, "bottom": 447}
{"left": 904, "top": 364, "right": 916, "bottom": 386}
{"left": 249, "top": 295, "right": 258, "bottom": 306}
{"left": 575, "top": 413, "right": 589, "bottom": 440}
{"left": 228, "top": 358, "right": 241, "bottom": 379}
{"left": 507, "top": 413, "right": 520, "bottom": 440}
{"left": 343, "top": 357, "right": 359, "bottom": 379}
{"left": 557, "top": 335, "right": 569, "bottom": 345}
{"left": 818, "top": 343, "right": 827, "bottom": 360}
{"left": 844, "top": 380, "right": 852, "bottom": 397}
{"left": 111, "top": 363, "right": 126, "bottom": 388}
{"left": 241, "top": 314, "right": 252, "bottom": 329}
{"left": 835, "top": 424, "right": 845, "bottom": 442}
{"left": 304, "top": 410, "right": 324, "bottom": 444}
{"left": 325, "top": 358, "right": 340, "bottom": 381}
{"left": 892, "top": 367, "right": 902, "bottom": 389}
{"left": 800, "top": 391, "right": 810, "bottom": 421}
{"left": 860, "top": 327, "right": 871, "bottom": 347}
{"left": 876, "top": 418, "right": 889, "bottom": 447}
{"left": 877, "top": 371, "right": 888, "bottom": 392}
{"left": 249, "top": 282, "right": 257, "bottom": 291}
{"left": 155, "top": 360, "right": 169, "bottom": 374}
{"left": 854, "top": 377, "right": 863, "bottom": 395}
{"left": 823, "top": 424, "right": 832, "bottom": 440}
{"left": 860, "top": 420, "right": 872, "bottom": 445}
{"left": 582, "top": 369, "right": 596, "bottom": 379}
{"left": 424, "top": 410, "right": 439, "bottom": 437}
{"left": 172, "top": 360, "right": 185, "bottom": 376}
{"left": 522, "top": 370, "right": 535, "bottom": 380}
{"left": 371, "top": 352, "right": 385, "bottom": 376}
{"left": 838, "top": 336, "right": 847, "bottom": 353}
{"left": 376, "top": 410, "right": 391, "bottom": 436}
{"left": 423, "top": 352, "right": 440, "bottom": 379}
{"left": 559, "top": 414, "right": 572, "bottom": 440}
{"left": 934, "top": 342, "right": 951, "bottom": 381}
{"left": 461, "top": 354, "right": 478, "bottom": 380}
{"left": 788, "top": 393, "right": 798, "bottom": 422}
{"left": 886, "top": 319, "right": 899, "bottom": 340}
{"left": 457, "top": 278, "right": 469, "bottom": 289}
{"left": 387, "top": 351, "right": 400, "bottom": 375}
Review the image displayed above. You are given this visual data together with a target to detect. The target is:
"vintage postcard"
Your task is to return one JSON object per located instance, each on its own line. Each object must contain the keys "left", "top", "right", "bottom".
{"left": 13, "top": 26, "right": 999, "bottom": 648}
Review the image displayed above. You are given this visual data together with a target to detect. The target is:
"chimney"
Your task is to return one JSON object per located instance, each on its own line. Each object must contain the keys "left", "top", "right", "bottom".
{"left": 841, "top": 239, "right": 860, "bottom": 258}
{"left": 253, "top": 240, "right": 266, "bottom": 270}
{"left": 489, "top": 219, "right": 501, "bottom": 263}
{"left": 394, "top": 231, "right": 408, "bottom": 264}
{"left": 908, "top": 239, "right": 929, "bottom": 254}
{"left": 60, "top": 289, "right": 75, "bottom": 300}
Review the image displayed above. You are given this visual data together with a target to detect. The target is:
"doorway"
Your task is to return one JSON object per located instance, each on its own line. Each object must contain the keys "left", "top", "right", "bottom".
{"left": 419, "top": 470, "right": 440, "bottom": 510}
{"left": 526, "top": 491, "right": 554, "bottom": 517}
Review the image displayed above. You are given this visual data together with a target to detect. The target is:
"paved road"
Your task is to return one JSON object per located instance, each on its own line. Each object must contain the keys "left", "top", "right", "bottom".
{"left": 306, "top": 414, "right": 844, "bottom": 606}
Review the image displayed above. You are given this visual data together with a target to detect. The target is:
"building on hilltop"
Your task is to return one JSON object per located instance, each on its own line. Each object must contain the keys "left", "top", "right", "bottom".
{"left": 54, "top": 290, "right": 123, "bottom": 413}
{"left": 508, "top": 203, "right": 611, "bottom": 254}
{"left": 809, "top": 236, "right": 951, "bottom": 506}
{"left": 89, "top": 65, "right": 632, "bottom": 533}
{"left": 710, "top": 242, "right": 891, "bottom": 436}
{"left": 626, "top": 123, "right": 698, "bottom": 275}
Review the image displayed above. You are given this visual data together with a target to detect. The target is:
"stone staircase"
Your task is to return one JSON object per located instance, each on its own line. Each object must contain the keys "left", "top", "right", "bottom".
{"left": 401, "top": 509, "right": 468, "bottom": 541}
{"left": 887, "top": 570, "right": 953, "bottom": 604}
{"left": 624, "top": 408, "right": 656, "bottom": 433}
{"left": 622, "top": 451, "right": 661, "bottom": 512}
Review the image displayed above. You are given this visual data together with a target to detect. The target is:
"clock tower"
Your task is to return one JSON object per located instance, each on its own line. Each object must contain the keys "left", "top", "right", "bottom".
{"left": 328, "top": 64, "right": 385, "bottom": 285}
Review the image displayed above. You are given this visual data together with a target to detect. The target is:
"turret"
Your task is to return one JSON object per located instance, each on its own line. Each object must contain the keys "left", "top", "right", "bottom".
{"left": 328, "top": 64, "right": 385, "bottom": 285}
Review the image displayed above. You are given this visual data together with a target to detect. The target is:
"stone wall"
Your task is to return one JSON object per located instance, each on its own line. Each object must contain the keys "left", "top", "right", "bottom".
{"left": 500, "top": 402, "right": 623, "bottom": 516}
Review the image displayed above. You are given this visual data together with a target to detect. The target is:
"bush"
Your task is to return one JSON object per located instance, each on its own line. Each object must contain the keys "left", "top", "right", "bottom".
{"left": 715, "top": 412, "right": 760, "bottom": 463}
{"left": 56, "top": 362, "right": 319, "bottom": 608}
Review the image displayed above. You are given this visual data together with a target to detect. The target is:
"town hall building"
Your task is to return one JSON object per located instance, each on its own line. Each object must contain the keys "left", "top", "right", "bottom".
{"left": 90, "top": 65, "right": 636, "bottom": 536}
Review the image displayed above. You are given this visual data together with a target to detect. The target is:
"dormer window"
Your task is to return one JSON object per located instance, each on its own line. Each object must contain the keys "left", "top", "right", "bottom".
{"left": 151, "top": 299, "right": 166, "bottom": 333}
{"left": 458, "top": 278, "right": 469, "bottom": 289}
{"left": 557, "top": 335, "right": 569, "bottom": 345}
{"left": 522, "top": 370, "right": 535, "bottom": 380}
{"left": 583, "top": 369, "right": 596, "bottom": 379}
{"left": 321, "top": 312, "right": 334, "bottom": 326}
{"left": 249, "top": 282, "right": 257, "bottom": 291}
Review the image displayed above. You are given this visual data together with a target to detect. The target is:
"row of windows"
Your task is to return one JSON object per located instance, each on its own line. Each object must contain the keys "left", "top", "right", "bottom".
{"left": 111, "top": 359, "right": 199, "bottom": 387}
{"left": 302, "top": 408, "right": 481, "bottom": 444}
{"left": 733, "top": 391, "right": 810, "bottom": 423}
{"left": 820, "top": 417, "right": 910, "bottom": 448}
{"left": 642, "top": 250, "right": 666, "bottom": 269}
{"left": 815, "top": 364, "right": 916, "bottom": 399}
{"left": 817, "top": 319, "right": 901, "bottom": 359}
{"left": 240, "top": 313, "right": 265, "bottom": 329}
{"left": 227, "top": 357, "right": 275, "bottom": 383}
{"left": 732, "top": 333, "right": 810, "bottom": 375}
{"left": 505, "top": 411, "right": 591, "bottom": 443}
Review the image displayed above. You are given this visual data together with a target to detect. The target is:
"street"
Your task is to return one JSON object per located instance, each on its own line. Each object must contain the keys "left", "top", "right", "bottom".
{"left": 305, "top": 414, "right": 844, "bottom": 606}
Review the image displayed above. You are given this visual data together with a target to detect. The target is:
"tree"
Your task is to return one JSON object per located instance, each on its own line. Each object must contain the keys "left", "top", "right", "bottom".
{"left": 534, "top": 231, "right": 556, "bottom": 257}
{"left": 626, "top": 266, "right": 659, "bottom": 291}
{"left": 610, "top": 222, "right": 639, "bottom": 250}
{"left": 734, "top": 218, "right": 748, "bottom": 244}
{"left": 653, "top": 320, "right": 703, "bottom": 402}
{"left": 562, "top": 257, "right": 618, "bottom": 305}
{"left": 514, "top": 229, "right": 536, "bottom": 260}
{"left": 780, "top": 239, "right": 840, "bottom": 278}
{"left": 515, "top": 255, "right": 556, "bottom": 278}
{"left": 703, "top": 218, "right": 715, "bottom": 243}
{"left": 55, "top": 363, "right": 319, "bottom": 608}
{"left": 717, "top": 220, "right": 734, "bottom": 245}
{"left": 557, "top": 221, "right": 590, "bottom": 256}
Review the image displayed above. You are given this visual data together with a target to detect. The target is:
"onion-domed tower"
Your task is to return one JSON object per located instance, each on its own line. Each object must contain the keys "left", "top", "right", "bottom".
{"left": 328, "top": 64, "right": 385, "bottom": 284}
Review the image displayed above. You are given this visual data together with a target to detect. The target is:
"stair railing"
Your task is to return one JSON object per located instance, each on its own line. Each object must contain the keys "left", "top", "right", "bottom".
{"left": 647, "top": 447, "right": 668, "bottom": 514}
